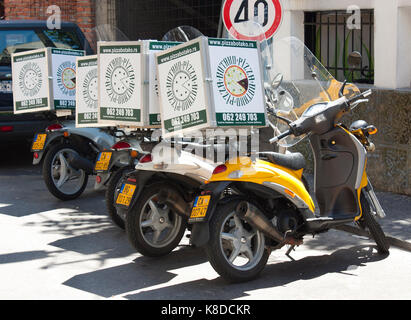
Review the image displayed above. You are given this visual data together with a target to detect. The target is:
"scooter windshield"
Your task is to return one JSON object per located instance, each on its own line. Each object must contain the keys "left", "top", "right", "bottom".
{"left": 271, "top": 37, "right": 361, "bottom": 147}
{"left": 162, "top": 26, "right": 204, "bottom": 42}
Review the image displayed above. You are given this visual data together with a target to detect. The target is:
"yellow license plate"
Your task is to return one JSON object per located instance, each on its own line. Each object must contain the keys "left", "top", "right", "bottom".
{"left": 94, "top": 151, "right": 112, "bottom": 172}
{"left": 32, "top": 134, "right": 47, "bottom": 151}
{"left": 116, "top": 183, "right": 136, "bottom": 207}
{"left": 190, "top": 195, "right": 211, "bottom": 220}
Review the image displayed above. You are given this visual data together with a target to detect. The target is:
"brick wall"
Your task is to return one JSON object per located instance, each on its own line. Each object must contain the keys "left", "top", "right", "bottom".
{"left": 3, "top": 0, "right": 96, "bottom": 46}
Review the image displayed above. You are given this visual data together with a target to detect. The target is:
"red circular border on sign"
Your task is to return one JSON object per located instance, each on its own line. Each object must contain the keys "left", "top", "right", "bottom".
{"left": 223, "top": 0, "right": 282, "bottom": 41}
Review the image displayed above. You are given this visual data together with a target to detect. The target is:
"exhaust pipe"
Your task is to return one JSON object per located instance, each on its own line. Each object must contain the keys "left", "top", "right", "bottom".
{"left": 157, "top": 189, "right": 191, "bottom": 218}
{"left": 236, "top": 201, "right": 302, "bottom": 246}
{"left": 67, "top": 153, "right": 94, "bottom": 175}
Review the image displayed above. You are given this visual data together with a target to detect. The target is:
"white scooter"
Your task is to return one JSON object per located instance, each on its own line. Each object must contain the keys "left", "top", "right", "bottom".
{"left": 113, "top": 137, "right": 237, "bottom": 256}
{"left": 31, "top": 119, "right": 121, "bottom": 200}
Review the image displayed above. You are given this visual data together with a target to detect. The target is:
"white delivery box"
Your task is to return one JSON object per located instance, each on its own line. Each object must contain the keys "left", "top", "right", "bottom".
{"left": 75, "top": 55, "right": 100, "bottom": 127}
{"left": 12, "top": 48, "right": 85, "bottom": 114}
{"left": 97, "top": 40, "right": 181, "bottom": 128}
{"left": 145, "top": 40, "right": 181, "bottom": 127}
{"left": 97, "top": 41, "right": 144, "bottom": 127}
{"left": 156, "top": 37, "right": 267, "bottom": 138}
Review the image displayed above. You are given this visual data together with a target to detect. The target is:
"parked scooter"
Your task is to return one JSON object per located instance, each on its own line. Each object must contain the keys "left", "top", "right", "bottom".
{"left": 110, "top": 26, "right": 225, "bottom": 256}
{"left": 96, "top": 129, "right": 155, "bottom": 229}
{"left": 31, "top": 118, "right": 127, "bottom": 200}
{"left": 114, "top": 135, "right": 239, "bottom": 256}
{"left": 31, "top": 24, "right": 135, "bottom": 201}
{"left": 182, "top": 34, "right": 389, "bottom": 283}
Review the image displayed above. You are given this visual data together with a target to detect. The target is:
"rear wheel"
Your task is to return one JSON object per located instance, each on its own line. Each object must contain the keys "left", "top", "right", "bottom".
{"left": 105, "top": 166, "right": 134, "bottom": 229}
{"left": 204, "top": 200, "right": 270, "bottom": 283}
{"left": 42, "top": 143, "right": 89, "bottom": 201}
{"left": 358, "top": 193, "right": 390, "bottom": 254}
{"left": 126, "top": 183, "right": 187, "bottom": 257}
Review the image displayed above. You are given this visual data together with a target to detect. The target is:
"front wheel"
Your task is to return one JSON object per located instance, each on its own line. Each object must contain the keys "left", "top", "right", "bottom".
{"left": 358, "top": 193, "right": 390, "bottom": 254}
{"left": 42, "top": 143, "right": 89, "bottom": 201}
{"left": 126, "top": 183, "right": 187, "bottom": 257}
{"left": 204, "top": 200, "right": 270, "bottom": 283}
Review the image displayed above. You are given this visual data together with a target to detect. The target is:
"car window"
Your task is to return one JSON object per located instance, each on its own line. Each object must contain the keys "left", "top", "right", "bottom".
{"left": 0, "top": 29, "right": 83, "bottom": 66}
{"left": 42, "top": 29, "right": 82, "bottom": 50}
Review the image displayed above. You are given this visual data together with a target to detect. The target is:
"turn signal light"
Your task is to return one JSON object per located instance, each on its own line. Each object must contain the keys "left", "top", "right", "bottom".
{"left": 213, "top": 164, "right": 227, "bottom": 175}
{"left": 46, "top": 124, "right": 63, "bottom": 132}
{"left": 130, "top": 150, "right": 139, "bottom": 158}
{"left": 111, "top": 141, "right": 131, "bottom": 150}
{"left": 139, "top": 154, "right": 152, "bottom": 163}
{"left": 367, "top": 126, "right": 378, "bottom": 135}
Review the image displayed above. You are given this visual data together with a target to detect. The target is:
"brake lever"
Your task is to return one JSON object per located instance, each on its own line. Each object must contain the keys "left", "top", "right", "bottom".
{"left": 350, "top": 98, "right": 369, "bottom": 110}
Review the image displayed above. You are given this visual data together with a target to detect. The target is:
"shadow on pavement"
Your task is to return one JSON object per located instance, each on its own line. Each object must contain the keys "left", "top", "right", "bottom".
{"left": 62, "top": 245, "right": 208, "bottom": 298}
{"left": 123, "top": 245, "right": 388, "bottom": 300}
{"left": 0, "top": 250, "right": 63, "bottom": 264}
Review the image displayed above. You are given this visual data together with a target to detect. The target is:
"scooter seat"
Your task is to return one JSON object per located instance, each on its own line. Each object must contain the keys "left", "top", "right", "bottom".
{"left": 257, "top": 152, "right": 306, "bottom": 171}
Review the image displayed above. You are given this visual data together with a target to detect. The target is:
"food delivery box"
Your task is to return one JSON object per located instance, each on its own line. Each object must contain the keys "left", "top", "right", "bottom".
{"left": 156, "top": 37, "right": 267, "bottom": 138}
{"left": 75, "top": 55, "right": 100, "bottom": 127}
{"left": 12, "top": 48, "right": 85, "bottom": 114}
{"left": 97, "top": 40, "right": 181, "bottom": 128}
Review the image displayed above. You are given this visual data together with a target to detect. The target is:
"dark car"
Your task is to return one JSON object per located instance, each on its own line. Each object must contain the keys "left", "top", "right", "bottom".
{"left": 0, "top": 20, "right": 94, "bottom": 143}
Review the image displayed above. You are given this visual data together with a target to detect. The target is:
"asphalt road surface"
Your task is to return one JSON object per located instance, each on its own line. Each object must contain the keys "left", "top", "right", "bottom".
{"left": 0, "top": 142, "right": 410, "bottom": 300}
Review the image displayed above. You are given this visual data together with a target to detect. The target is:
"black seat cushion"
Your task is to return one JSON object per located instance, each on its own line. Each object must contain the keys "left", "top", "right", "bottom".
{"left": 257, "top": 152, "right": 306, "bottom": 171}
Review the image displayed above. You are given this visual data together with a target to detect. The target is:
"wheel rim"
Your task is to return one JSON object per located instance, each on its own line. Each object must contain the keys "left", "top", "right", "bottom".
{"left": 139, "top": 194, "right": 183, "bottom": 248}
{"left": 219, "top": 211, "right": 265, "bottom": 271}
{"left": 50, "top": 148, "right": 86, "bottom": 195}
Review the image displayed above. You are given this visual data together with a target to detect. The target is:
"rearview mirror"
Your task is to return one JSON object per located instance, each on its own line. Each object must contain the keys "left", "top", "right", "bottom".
{"left": 348, "top": 51, "right": 362, "bottom": 68}
{"left": 271, "top": 73, "right": 283, "bottom": 89}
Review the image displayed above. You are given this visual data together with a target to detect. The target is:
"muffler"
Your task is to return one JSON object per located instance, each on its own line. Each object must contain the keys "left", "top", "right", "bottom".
{"left": 157, "top": 188, "right": 191, "bottom": 218}
{"left": 67, "top": 153, "right": 94, "bottom": 174}
{"left": 236, "top": 201, "right": 302, "bottom": 246}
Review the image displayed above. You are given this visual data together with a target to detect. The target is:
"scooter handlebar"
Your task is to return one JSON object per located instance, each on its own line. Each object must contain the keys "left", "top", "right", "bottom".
{"left": 269, "top": 129, "right": 292, "bottom": 144}
{"left": 347, "top": 89, "right": 372, "bottom": 105}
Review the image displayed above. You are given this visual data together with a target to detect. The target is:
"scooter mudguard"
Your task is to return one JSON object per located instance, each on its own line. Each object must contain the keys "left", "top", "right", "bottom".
{"left": 189, "top": 181, "right": 233, "bottom": 247}
{"left": 32, "top": 130, "right": 65, "bottom": 165}
{"left": 113, "top": 169, "right": 156, "bottom": 212}
{"left": 94, "top": 149, "right": 134, "bottom": 190}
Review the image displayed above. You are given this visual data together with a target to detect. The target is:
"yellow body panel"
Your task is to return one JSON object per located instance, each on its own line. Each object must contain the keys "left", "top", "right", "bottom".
{"left": 208, "top": 157, "right": 315, "bottom": 213}
{"left": 355, "top": 160, "right": 369, "bottom": 220}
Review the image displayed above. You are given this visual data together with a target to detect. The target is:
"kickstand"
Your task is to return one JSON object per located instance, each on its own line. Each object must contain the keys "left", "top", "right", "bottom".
{"left": 285, "top": 245, "right": 296, "bottom": 261}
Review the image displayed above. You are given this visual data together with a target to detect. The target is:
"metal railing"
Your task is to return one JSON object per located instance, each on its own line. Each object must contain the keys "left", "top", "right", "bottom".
{"left": 304, "top": 10, "right": 374, "bottom": 84}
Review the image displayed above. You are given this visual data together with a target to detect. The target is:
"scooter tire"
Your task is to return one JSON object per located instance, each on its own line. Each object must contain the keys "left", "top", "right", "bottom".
{"left": 126, "top": 183, "right": 187, "bottom": 257}
{"left": 359, "top": 193, "right": 390, "bottom": 254}
{"left": 42, "top": 143, "right": 89, "bottom": 201}
{"left": 105, "top": 166, "right": 134, "bottom": 230}
{"left": 205, "top": 199, "right": 270, "bottom": 283}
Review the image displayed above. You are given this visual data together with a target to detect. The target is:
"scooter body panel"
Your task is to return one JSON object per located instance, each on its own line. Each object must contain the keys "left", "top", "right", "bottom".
{"left": 207, "top": 156, "right": 315, "bottom": 213}
{"left": 135, "top": 145, "right": 218, "bottom": 183}
{"left": 33, "top": 120, "right": 116, "bottom": 164}
{"left": 309, "top": 126, "right": 368, "bottom": 219}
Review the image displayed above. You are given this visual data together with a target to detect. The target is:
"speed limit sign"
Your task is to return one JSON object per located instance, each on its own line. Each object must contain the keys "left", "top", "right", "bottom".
{"left": 222, "top": 0, "right": 282, "bottom": 40}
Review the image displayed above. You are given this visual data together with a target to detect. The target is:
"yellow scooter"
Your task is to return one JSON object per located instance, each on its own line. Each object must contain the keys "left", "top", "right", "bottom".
{"left": 185, "top": 37, "right": 389, "bottom": 283}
